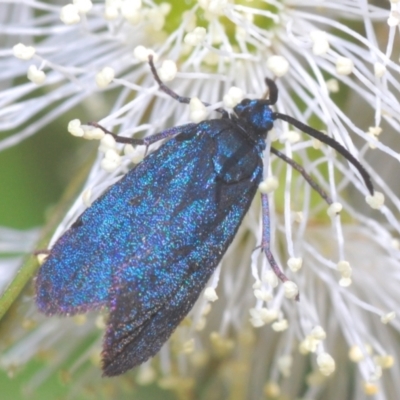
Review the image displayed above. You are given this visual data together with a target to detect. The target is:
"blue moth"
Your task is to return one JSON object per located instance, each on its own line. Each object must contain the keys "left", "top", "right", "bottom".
{"left": 36, "top": 56, "right": 374, "bottom": 376}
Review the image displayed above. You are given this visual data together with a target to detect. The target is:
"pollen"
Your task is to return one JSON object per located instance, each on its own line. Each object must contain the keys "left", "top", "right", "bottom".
{"left": 310, "top": 326, "right": 326, "bottom": 340}
{"left": 327, "top": 202, "right": 343, "bottom": 217}
{"left": 326, "top": 78, "right": 339, "bottom": 93}
{"left": 198, "top": 0, "right": 230, "bottom": 15}
{"left": 363, "top": 382, "right": 379, "bottom": 396}
{"left": 99, "top": 133, "right": 117, "bottom": 152}
{"left": 60, "top": 4, "right": 81, "bottom": 25}
{"left": 310, "top": 30, "right": 330, "bottom": 56}
{"left": 266, "top": 55, "right": 289, "bottom": 77}
{"left": 223, "top": 86, "right": 244, "bottom": 108}
{"left": 374, "top": 354, "right": 394, "bottom": 369}
{"left": 27, "top": 65, "right": 46, "bottom": 84}
{"left": 249, "top": 308, "right": 277, "bottom": 327}
{"left": 68, "top": 119, "right": 84, "bottom": 137}
{"left": 104, "top": 3, "right": 119, "bottom": 20}
{"left": 366, "top": 191, "right": 385, "bottom": 209}
{"left": 374, "top": 62, "right": 386, "bottom": 77}
{"left": 272, "top": 319, "right": 288, "bottom": 332}
{"left": 349, "top": 345, "right": 364, "bottom": 362}
{"left": 157, "top": 60, "right": 177, "bottom": 82}
{"left": 336, "top": 56, "right": 354, "bottom": 75}
{"left": 204, "top": 287, "right": 218, "bottom": 302}
{"left": 73, "top": 0, "right": 93, "bottom": 14}
{"left": 124, "top": 144, "right": 145, "bottom": 164}
{"left": 283, "top": 281, "right": 298, "bottom": 299}
{"left": 13, "top": 43, "right": 35, "bottom": 60}
{"left": 299, "top": 336, "right": 318, "bottom": 354}
{"left": 253, "top": 288, "right": 272, "bottom": 302}
{"left": 287, "top": 257, "right": 303, "bottom": 272}
{"left": 95, "top": 67, "right": 115, "bottom": 88}
{"left": 121, "top": 0, "right": 142, "bottom": 24}
{"left": 263, "top": 270, "right": 278, "bottom": 288}
{"left": 387, "top": 10, "right": 400, "bottom": 27}
{"left": 337, "top": 260, "right": 352, "bottom": 279}
{"left": 259, "top": 176, "right": 279, "bottom": 194}
{"left": 184, "top": 27, "right": 207, "bottom": 46}
{"left": 133, "top": 46, "right": 158, "bottom": 62}
{"left": 317, "top": 352, "right": 335, "bottom": 376}
{"left": 189, "top": 97, "right": 208, "bottom": 123}
{"left": 101, "top": 149, "right": 122, "bottom": 172}
{"left": 81, "top": 125, "right": 105, "bottom": 140}
{"left": 36, "top": 253, "right": 48, "bottom": 265}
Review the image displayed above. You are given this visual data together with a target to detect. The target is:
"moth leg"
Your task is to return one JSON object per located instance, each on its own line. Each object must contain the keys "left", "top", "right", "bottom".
{"left": 261, "top": 193, "right": 299, "bottom": 300}
{"left": 271, "top": 147, "right": 332, "bottom": 205}
{"left": 148, "top": 55, "right": 228, "bottom": 118}
{"left": 88, "top": 122, "right": 197, "bottom": 154}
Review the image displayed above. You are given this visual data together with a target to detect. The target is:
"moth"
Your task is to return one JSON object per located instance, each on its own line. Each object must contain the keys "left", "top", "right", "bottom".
{"left": 36, "top": 56, "right": 374, "bottom": 376}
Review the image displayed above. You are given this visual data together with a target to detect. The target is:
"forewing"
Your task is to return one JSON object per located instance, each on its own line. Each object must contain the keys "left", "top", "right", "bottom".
{"left": 35, "top": 123, "right": 199, "bottom": 315}
{"left": 102, "top": 121, "right": 263, "bottom": 376}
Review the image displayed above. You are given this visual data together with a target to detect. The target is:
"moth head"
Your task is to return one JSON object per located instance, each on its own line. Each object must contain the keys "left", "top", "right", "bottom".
{"left": 234, "top": 99, "right": 274, "bottom": 132}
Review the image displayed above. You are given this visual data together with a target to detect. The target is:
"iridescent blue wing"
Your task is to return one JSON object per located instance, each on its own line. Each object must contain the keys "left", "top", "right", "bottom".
{"left": 36, "top": 117, "right": 264, "bottom": 376}
{"left": 36, "top": 123, "right": 198, "bottom": 315}
{"left": 101, "top": 119, "right": 264, "bottom": 376}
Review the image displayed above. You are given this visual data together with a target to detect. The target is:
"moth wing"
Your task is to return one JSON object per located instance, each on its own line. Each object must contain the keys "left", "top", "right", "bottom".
{"left": 102, "top": 121, "right": 263, "bottom": 376}
{"left": 35, "top": 123, "right": 198, "bottom": 315}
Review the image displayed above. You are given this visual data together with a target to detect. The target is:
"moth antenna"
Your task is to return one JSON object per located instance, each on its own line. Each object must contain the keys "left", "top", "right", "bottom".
{"left": 263, "top": 78, "right": 278, "bottom": 105}
{"left": 272, "top": 112, "right": 374, "bottom": 195}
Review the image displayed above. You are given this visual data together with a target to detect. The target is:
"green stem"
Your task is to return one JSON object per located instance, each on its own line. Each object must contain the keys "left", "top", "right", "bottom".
{"left": 0, "top": 153, "right": 95, "bottom": 322}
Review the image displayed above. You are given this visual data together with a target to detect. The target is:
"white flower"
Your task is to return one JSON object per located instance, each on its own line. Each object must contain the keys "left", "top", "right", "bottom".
{"left": 0, "top": 1, "right": 399, "bottom": 398}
